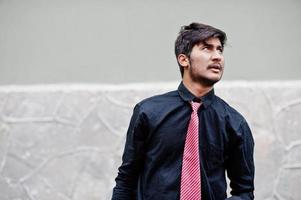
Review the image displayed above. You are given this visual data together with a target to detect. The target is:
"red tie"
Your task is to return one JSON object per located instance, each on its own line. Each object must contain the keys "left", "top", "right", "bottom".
{"left": 180, "top": 101, "right": 201, "bottom": 200}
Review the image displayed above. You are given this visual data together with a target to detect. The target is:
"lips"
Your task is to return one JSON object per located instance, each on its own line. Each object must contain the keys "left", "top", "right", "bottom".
{"left": 208, "top": 64, "right": 222, "bottom": 71}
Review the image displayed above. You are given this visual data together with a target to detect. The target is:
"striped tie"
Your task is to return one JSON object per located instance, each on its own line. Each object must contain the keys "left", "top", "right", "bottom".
{"left": 180, "top": 101, "right": 201, "bottom": 200}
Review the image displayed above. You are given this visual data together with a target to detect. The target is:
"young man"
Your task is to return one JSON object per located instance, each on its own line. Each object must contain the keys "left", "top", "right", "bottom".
{"left": 112, "top": 22, "right": 254, "bottom": 200}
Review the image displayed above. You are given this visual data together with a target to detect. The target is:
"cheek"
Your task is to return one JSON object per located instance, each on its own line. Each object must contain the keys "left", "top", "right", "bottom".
{"left": 221, "top": 59, "right": 225, "bottom": 67}
{"left": 191, "top": 58, "right": 207, "bottom": 69}
{"left": 189, "top": 52, "right": 210, "bottom": 68}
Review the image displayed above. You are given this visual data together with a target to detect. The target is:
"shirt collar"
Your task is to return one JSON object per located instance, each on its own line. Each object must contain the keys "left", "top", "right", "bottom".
{"left": 177, "top": 81, "right": 215, "bottom": 108}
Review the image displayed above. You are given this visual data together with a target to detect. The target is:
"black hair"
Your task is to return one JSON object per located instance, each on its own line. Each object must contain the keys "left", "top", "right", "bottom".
{"left": 175, "top": 22, "right": 227, "bottom": 77}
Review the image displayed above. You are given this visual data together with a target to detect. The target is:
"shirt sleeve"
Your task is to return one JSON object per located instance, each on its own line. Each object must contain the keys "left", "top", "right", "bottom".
{"left": 226, "top": 120, "right": 255, "bottom": 200}
{"left": 112, "top": 104, "right": 148, "bottom": 200}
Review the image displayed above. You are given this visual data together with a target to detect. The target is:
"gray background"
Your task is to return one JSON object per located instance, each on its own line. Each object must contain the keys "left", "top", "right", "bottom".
{"left": 1, "top": 0, "right": 301, "bottom": 85}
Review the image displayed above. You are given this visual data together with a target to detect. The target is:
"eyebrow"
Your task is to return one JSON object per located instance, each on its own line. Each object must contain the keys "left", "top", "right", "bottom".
{"left": 202, "top": 41, "right": 223, "bottom": 50}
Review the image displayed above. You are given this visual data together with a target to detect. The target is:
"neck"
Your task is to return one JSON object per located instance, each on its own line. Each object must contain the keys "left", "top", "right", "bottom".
{"left": 182, "top": 79, "right": 213, "bottom": 98}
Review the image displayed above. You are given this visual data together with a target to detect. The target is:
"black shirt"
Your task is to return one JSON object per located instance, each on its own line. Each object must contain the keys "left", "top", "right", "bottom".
{"left": 112, "top": 82, "right": 254, "bottom": 200}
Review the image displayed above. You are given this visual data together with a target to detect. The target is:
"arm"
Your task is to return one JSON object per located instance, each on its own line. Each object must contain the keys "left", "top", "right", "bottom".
{"left": 112, "top": 104, "right": 148, "bottom": 200}
{"left": 226, "top": 120, "right": 255, "bottom": 200}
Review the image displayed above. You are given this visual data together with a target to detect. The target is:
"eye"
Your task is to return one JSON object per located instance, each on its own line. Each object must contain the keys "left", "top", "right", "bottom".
{"left": 202, "top": 46, "right": 209, "bottom": 51}
{"left": 217, "top": 47, "right": 224, "bottom": 54}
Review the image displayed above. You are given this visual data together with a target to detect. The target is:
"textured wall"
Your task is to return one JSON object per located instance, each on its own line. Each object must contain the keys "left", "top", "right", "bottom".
{"left": 0, "top": 81, "right": 300, "bottom": 200}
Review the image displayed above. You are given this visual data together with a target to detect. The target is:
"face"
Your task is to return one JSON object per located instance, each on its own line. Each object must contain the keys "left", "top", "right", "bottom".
{"left": 184, "top": 37, "right": 225, "bottom": 86}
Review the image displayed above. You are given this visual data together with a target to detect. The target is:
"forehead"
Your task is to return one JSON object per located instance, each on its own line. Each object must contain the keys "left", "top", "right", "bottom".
{"left": 197, "top": 37, "right": 222, "bottom": 46}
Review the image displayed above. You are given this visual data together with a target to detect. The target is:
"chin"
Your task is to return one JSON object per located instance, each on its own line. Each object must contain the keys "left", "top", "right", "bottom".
{"left": 195, "top": 77, "right": 220, "bottom": 87}
{"left": 206, "top": 74, "right": 223, "bottom": 85}
{"left": 189, "top": 70, "right": 223, "bottom": 86}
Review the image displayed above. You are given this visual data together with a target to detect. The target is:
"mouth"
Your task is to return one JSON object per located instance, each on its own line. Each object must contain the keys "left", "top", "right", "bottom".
{"left": 208, "top": 64, "right": 222, "bottom": 73}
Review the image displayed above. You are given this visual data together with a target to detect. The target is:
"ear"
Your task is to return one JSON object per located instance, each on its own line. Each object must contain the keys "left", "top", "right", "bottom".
{"left": 177, "top": 54, "right": 189, "bottom": 69}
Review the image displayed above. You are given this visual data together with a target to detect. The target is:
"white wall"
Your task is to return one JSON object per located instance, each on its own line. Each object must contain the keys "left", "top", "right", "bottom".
{"left": 0, "top": 81, "right": 301, "bottom": 200}
{"left": 1, "top": 0, "right": 301, "bottom": 84}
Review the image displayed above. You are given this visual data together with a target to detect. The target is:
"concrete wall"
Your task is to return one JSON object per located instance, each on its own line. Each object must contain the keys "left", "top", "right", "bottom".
{"left": 0, "top": 81, "right": 301, "bottom": 200}
{"left": 1, "top": 0, "right": 301, "bottom": 84}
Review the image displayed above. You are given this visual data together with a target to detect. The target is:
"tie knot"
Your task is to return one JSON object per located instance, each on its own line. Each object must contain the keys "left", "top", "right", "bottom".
{"left": 190, "top": 101, "right": 201, "bottom": 112}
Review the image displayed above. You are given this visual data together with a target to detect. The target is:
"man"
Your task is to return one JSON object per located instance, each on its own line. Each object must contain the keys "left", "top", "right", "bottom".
{"left": 112, "top": 22, "right": 254, "bottom": 200}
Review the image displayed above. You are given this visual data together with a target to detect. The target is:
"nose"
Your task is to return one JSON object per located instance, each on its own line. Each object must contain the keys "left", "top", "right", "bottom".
{"left": 211, "top": 50, "right": 223, "bottom": 61}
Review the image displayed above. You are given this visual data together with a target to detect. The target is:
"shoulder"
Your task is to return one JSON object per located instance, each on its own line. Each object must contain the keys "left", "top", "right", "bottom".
{"left": 213, "top": 95, "right": 247, "bottom": 127}
{"left": 132, "top": 90, "right": 180, "bottom": 117}
{"left": 137, "top": 90, "right": 179, "bottom": 108}
{"left": 213, "top": 96, "right": 253, "bottom": 143}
